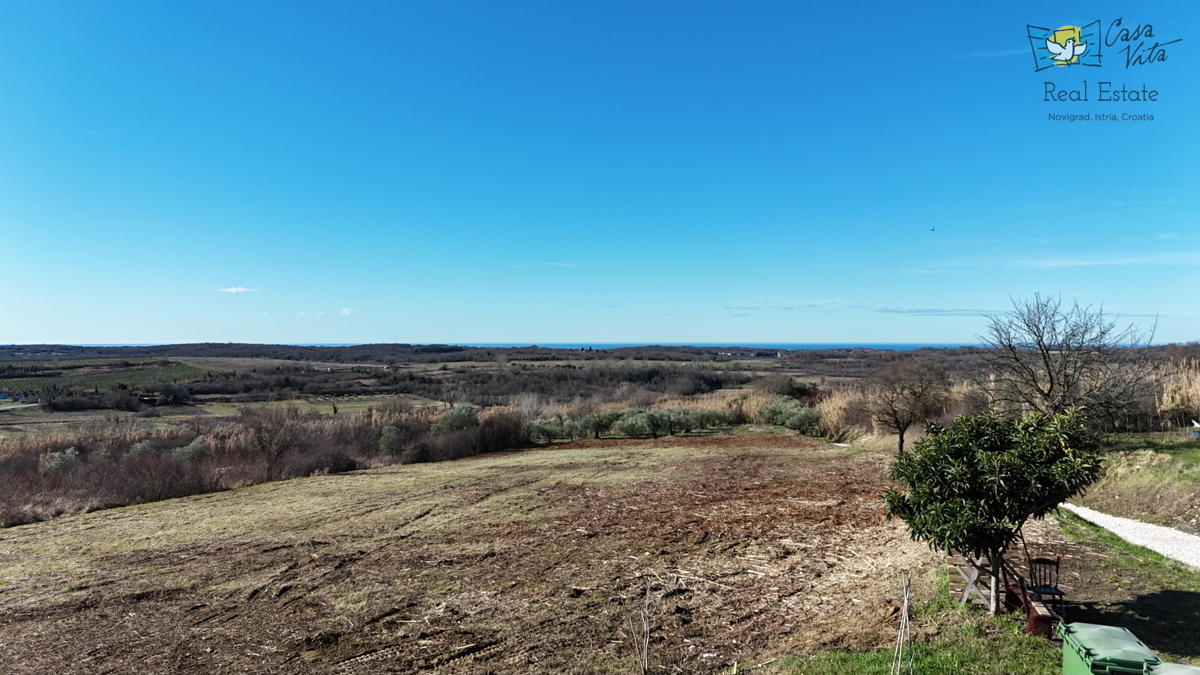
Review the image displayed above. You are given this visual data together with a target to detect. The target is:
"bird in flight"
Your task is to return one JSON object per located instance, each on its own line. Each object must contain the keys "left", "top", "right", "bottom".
{"left": 1046, "top": 37, "right": 1087, "bottom": 62}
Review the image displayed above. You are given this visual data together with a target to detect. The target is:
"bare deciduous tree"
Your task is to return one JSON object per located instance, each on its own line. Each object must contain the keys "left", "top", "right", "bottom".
{"left": 240, "top": 403, "right": 305, "bottom": 479}
{"left": 866, "top": 359, "right": 949, "bottom": 453}
{"left": 978, "top": 294, "right": 1157, "bottom": 428}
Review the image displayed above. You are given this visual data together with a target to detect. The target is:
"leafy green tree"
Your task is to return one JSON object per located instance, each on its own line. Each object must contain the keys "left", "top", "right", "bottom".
{"left": 758, "top": 395, "right": 805, "bottom": 426}
{"left": 175, "top": 435, "right": 210, "bottom": 462}
{"left": 579, "top": 410, "right": 623, "bottom": 439}
{"left": 666, "top": 409, "right": 697, "bottom": 434}
{"left": 431, "top": 404, "right": 479, "bottom": 435}
{"left": 530, "top": 415, "right": 575, "bottom": 443}
{"left": 379, "top": 426, "right": 404, "bottom": 455}
{"left": 612, "top": 411, "right": 653, "bottom": 438}
{"left": 883, "top": 408, "right": 1103, "bottom": 614}
{"left": 784, "top": 406, "right": 820, "bottom": 433}
{"left": 644, "top": 411, "right": 676, "bottom": 437}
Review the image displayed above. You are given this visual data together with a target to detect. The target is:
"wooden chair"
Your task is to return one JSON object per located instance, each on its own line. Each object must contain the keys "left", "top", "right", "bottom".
{"left": 1000, "top": 561, "right": 1058, "bottom": 638}
{"left": 1026, "top": 555, "right": 1065, "bottom": 619}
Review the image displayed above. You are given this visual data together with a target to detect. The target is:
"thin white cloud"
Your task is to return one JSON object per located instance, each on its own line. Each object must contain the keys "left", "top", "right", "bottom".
{"left": 65, "top": 129, "right": 128, "bottom": 136}
{"left": 218, "top": 287, "right": 254, "bottom": 293}
{"left": 296, "top": 308, "right": 357, "bottom": 317}
{"left": 908, "top": 251, "right": 1200, "bottom": 273}
{"left": 723, "top": 304, "right": 835, "bottom": 312}
{"left": 874, "top": 307, "right": 994, "bottom": 317}
{"left": 1016, "top": 252, "right": 1200, "bottom": 269}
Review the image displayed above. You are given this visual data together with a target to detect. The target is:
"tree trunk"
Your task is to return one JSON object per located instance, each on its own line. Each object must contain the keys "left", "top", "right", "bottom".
{"left": 986, "top": 550, "right": 1002, "bottom": 615}
{"left": 897, "top": 429, "right": 906, "bottom": 453}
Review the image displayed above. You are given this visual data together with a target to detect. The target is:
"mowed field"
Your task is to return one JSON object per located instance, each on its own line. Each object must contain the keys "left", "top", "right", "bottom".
{"left": 0, "top": 436, "right": 932, "bottom": 674}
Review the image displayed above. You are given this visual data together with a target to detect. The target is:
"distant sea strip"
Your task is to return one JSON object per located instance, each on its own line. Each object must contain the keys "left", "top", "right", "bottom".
{"left": 453, "top": 343, "right": 976, "bottom": 350}
{"left": 67, "top": 343, "right": 977, "bottom": 351}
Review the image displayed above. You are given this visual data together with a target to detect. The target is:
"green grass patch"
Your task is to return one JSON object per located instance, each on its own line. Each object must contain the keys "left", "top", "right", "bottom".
{"left": 775, "top": 612, "right": 1059, "bottom": 675}
{"left": 1055, "top": 510, "right": 1199, "bottom": 589}
{"left": 0, "top": 359, "right": 226, "bottom": 393}
{"left": 1076, "top": 436, "right": 1200, "bottom": 529}
{"left": 1100, "top": 432, "right": 1200, "bottom": 470}
{"left": 194, "top": 402, "right": 241, "bottom": 417}
{"left": 1054, "top": 510, "right": 1200, "bottom": 664}
{"left": 777, "top": 509, "right": 1200, "bottom": 674}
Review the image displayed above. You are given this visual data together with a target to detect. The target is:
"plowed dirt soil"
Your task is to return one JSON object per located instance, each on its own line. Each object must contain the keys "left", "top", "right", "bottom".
{"left": 0, "top": 435, "right": 934, "bottom": 674}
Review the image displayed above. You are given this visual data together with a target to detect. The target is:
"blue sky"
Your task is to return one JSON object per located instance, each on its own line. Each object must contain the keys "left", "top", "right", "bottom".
{"left": 1, "top": 1, "right": 1197, "bottom": 345}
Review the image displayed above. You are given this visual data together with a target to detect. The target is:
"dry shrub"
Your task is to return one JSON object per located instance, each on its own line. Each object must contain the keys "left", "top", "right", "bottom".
{"left": 816, "top": 388, "right": 870, "bottom": 441}
{"left": 610, "top": 382, "right": 661, "bottom": 409}
{"left": 559, "top": 396, "right": 599, "bottom": 420}
{"left": 478, "top": 406, "right": 529, "bottom": 449}
{"left": 1159, "top": 361, "right": 1200, "bottom": 421}
{"left": 0, "top": 450, "right": 218, "bottom": 527}
{"left": 651, "top": 389, "right": 774, "bottom": 424}
{"left": 0, "top": 421, "right": 193, "bottom": 463}
{"left": 510, "top": 392, "right": 558, "bottom": 420}
{"left": 0, "top": 401, "right": 535, "bottom": 527}
{"left": 945, "top": 380, "right": 989, "bottom": 418}
{"left": 402, "top": 406, "right": 529, "bottom": 464}
{"left": 212, "top": 404, "right": 309, "bottom": 479}
{"left": 324, "top": 406, "right": 436, "bottom": 457}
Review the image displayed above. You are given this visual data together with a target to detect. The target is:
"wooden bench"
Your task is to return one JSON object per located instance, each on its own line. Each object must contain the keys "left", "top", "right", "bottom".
{"left": 945, "top": 553, "right": 1059, "bottom": 638}
{"left": 946, "top": 553, "right": 993, "bottom": 607}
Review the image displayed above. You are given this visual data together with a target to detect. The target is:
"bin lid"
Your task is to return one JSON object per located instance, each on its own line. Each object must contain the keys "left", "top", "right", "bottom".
{"left": 1058, "top": 623, "right": 1160, "bottom": 668}
{"left": 1145, "top": 664, "right": 1200, "bottom": 674}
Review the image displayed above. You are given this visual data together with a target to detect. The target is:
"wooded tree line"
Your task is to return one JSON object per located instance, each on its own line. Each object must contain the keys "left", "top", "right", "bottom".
{"left": 0, "top": 343, "right": 781, "bottom": 365}
{"left": 25, "top": 363, "right": 753, "bottom": 413}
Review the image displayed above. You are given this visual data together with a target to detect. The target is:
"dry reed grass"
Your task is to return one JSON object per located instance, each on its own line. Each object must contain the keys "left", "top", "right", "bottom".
{"left": 0, "top": 421, "right": 193, "bottom": 463}
{"left": 650, "top": 389, "right": 776, "bottom": 424}
{"left": 816, "top": 388, "right": 869, "bottom": 442}
{"left": 1159, "top": 360, "right": 1200, "bottom": 417}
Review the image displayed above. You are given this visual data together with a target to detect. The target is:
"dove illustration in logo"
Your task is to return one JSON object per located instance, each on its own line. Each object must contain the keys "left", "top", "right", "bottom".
{"left": 1027, "top": 21, "right": 1101, "bottom": 71}
{"left": 1046, "top": 35, "right": 1088, "bottom": 64}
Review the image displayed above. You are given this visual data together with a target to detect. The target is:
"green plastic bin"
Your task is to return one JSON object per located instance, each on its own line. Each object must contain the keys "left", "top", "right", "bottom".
{"left": 1145, "top": 665, "right": 1200, "bottom": 674}
{"left": 1058, "top": 622, "right": 1161, "bottom": 674}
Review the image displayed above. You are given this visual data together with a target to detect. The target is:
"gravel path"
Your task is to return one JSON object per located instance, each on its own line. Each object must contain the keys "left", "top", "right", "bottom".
{"left": 0, "top": 404, "right": 38, "bottom": 412}
{"left": 1061, "top": 503, "right": 1200, "bottom": 569}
